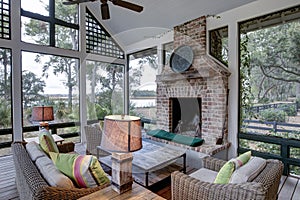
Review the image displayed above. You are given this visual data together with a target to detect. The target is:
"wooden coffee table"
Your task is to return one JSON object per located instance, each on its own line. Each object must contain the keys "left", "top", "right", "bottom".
{"left": 78, "top": 182, "right": 165, "bottom": 200}
{"left": 98, "top": 139, "right": 186, "bottom": 187}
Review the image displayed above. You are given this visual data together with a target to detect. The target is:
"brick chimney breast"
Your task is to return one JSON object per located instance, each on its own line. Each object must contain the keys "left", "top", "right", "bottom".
{"left": 156, "top": 16, "right": 231, "bottom": 145}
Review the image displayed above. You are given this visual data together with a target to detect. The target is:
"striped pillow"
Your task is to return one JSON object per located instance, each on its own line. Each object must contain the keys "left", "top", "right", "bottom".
{"left": 39, "top": 129, "right": 59, "bottom": 155}
{"left": 49, "top": 152, "right": 110, "bottom": 188}
{"left": 231, "top": 151, "right": 251, "bottom": 169}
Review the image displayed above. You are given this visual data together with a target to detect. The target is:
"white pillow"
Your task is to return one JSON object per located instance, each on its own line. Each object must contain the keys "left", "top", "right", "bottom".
{"left": 35, "top": 156, "right": 75, "bottom": 188}
{"left": 230, "top": 156, "right": 267, "bottom": 183}
{"left": 26, "top": 141, "right": 47, "bottom": 162}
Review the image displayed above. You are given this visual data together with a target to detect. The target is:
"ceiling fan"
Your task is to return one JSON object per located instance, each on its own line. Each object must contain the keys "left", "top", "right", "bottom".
{"left": 63, "top": 0, "right": 143, "bottom": 20}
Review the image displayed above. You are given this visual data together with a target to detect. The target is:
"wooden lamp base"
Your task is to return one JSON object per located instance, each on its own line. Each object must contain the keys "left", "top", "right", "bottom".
{"left": 111, "top": 152, "right": 134, "bottom": 194}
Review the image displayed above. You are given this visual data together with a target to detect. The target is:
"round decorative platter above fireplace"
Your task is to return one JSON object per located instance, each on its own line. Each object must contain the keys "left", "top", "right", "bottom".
{"left": 170, "top": 45, "right": 194, "bottom": 73}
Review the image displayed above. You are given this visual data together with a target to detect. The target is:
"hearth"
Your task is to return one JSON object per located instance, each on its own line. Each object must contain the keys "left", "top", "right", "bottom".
{"left": 171, "top": 97, "right": 202, "bottom": 138}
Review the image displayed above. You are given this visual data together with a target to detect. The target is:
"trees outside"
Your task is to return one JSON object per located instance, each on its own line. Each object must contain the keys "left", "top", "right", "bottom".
{"left": 241, "top": 20, "right": 300, "bottom": 122}
{"left": 246, "top": 21, "right": 300, "bottom": 104}
{"left": 240, "top": 14, "right": 300, "bottom": 176}
{"left": 22, "top": 70, "right": 46, "bottom": 109}
{"left": 86, "top": 61, "right": 125, "bottom": 120}
{"left": 0, "top": 48, "right": 11, "bottom": 129}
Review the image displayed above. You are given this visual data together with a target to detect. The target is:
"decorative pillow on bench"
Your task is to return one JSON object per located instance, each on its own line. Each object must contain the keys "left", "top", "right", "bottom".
{"left": 49, "top": 152, "right": 110, "bottom": 188}
{"left": 147, "top": 129, "right": 204, "bottom": 147}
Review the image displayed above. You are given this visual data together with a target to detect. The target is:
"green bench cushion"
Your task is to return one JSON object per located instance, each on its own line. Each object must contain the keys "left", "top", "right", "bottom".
{"left": 147, "top": 129, "right": 204, "bottom": 147}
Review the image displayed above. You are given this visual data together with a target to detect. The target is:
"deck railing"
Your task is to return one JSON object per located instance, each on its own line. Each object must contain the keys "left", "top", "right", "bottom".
{"left": 0, "top": 121, "right": 80, "bottom": 149}
{"left": 0, "top": 118, "right": 156, "bottom": 150}
{"left": 240, "top": 119, "right": 300, "bottom": 175}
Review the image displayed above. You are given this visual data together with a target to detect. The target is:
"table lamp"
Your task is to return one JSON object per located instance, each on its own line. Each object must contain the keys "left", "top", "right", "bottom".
{"left": 101, "top": 115, "right": 142, "bottom": 194}
{"left": 31, "top": 106, "right": 54, "bottom": 130}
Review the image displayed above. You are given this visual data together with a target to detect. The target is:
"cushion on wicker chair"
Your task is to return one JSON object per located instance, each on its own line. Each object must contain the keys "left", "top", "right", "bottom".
{"left": 49, "top": 152, "right": 110, "bottom": 188}
{"left": 230, "top": 156, "right": 267, "bottom": 183}
{"left": 36, "top": 156, "right": 75, "bottom": 188}
{"left": 189, "top": 168, "right": 218, "bottom": 183}
{"left": 39, "top": 129, "right": 59, "bottom": 155}
{"left": 26, "top": 141, "right": 48, "bottom": 161}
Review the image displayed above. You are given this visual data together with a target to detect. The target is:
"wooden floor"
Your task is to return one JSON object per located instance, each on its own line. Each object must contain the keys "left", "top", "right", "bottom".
{"left": 1, "top": 143, "right": 300, "bottom": 200}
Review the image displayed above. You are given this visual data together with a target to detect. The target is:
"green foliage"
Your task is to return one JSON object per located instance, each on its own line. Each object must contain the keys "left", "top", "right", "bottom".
{"left": 95, "top": 104, "right": 109, "bottom": 119}
{"left": 277, "top": 104, "right": 297, "bottom": 116}
{"left": 24, "top": 19, "right": 49, "bottom": 45}
{"left": 240, "top": 33, "right": 254, "bottom": 122}
{"left": 246, "top": 21, "right": 300, "bottom": 103}
{"left": 258, "top": 108, "right": 287, "bottom": 122}
{"left": 55, "top": 101, "right": 69, "bottom": 120}
{"left": 0, "top": 98, "right": 11, "bottom": 127}
{"left": 22, "top": 70, "right": 46, "bottom": 108}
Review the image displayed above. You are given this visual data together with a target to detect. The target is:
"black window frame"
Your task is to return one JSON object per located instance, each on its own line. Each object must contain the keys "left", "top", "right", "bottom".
{"left": 21, "top": 0, "right": 79, "bottom": 50}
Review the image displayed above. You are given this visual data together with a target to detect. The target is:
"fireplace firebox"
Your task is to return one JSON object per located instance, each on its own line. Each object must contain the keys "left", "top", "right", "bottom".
{"left": 171, "top": 98, "right": 202, "bottom": 138}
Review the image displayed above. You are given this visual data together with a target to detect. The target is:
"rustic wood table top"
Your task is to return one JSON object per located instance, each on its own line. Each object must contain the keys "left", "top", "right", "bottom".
{"left": 78, "top": 182, "right": 166, "bottom": 200}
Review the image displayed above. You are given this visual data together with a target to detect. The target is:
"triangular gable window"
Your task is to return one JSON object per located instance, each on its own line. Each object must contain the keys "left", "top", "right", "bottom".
{"left": 85, "top": 9, "right": 124, "bottom": 59}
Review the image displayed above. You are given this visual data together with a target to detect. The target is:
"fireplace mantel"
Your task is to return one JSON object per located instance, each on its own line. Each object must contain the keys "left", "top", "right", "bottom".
{"left": 157, "top": 55, "right": 231, "bottom": 83}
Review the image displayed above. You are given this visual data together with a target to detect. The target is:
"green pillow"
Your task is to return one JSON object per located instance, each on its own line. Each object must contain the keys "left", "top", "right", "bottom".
{"left": 39, "top": 129, "right": 59, "bottom": 155}
{"left": 214, "top": 161, "right": 235, "bottom": 184}
{"left": 49, "top": 152, "right": 110, "bottom": 188}
{"left": 231, "top": 151, "right": 251, "bottom": 169}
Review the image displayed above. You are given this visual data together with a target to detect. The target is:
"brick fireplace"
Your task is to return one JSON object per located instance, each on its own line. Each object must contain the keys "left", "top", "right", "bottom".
{"left": 156, "top": 16, "right": 231, "bottom": 149}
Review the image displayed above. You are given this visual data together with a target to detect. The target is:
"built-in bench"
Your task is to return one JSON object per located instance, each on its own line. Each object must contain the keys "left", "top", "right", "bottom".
{"left": 145, "top": 129, "right": 231, "bottom": 169}
{"left": 147, "top": 129, "right": 204, "bottom": 147}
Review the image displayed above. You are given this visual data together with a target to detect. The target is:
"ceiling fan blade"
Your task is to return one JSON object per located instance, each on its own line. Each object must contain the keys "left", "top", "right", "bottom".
{"left": 110, "top": 0, "right": 143, "bottom": 12}
{"left": 63, "top": 0, "right": 94, "bottom": 5}
{"left": 101, "top": 3, "right": 110, "bottom": 20}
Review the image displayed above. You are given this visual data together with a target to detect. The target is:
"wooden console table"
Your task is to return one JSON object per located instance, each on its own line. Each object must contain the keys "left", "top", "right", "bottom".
{"left": 78, "top": 182, "right": 166, "bottom": 200}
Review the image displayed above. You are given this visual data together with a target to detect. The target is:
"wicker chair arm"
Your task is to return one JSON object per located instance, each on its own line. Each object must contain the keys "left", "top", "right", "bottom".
{"left": 202, "top": 156, "right": 227, "bottom": 172}
{"left": 57, "top": 142, "right": 75, "bottom": 153}
{"left": 171, "top": 171, "right": 266, "bottom": 200}
{"left": 37, "top": 182, "right": 110, "bottom": 200}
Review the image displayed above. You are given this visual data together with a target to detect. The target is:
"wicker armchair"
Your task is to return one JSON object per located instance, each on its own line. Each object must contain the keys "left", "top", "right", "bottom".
{"left": 84, "top": 123, "right": 102, "bottom": 156}
{"left": 171, "top": 156, "right": 283, "bottom": 200}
